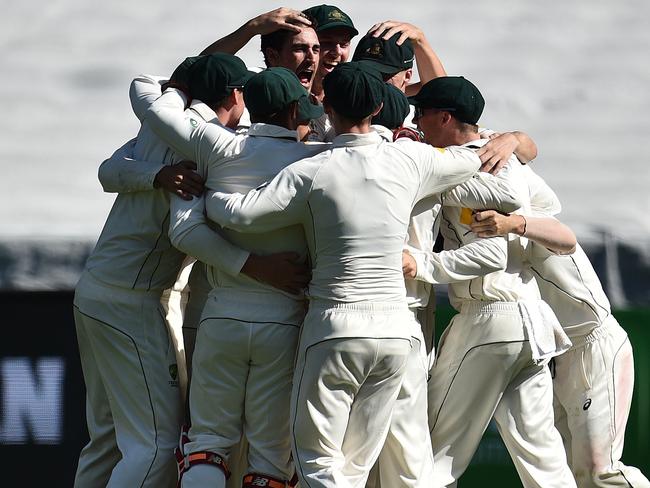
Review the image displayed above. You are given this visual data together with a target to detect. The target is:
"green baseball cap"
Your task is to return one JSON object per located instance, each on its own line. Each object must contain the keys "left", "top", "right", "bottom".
{"left": 302, "top": 5, "right": 358, "bottom": 36}
{"left": 169, "top": 55, "right": 203, "bottom": 87}
{"left": 408, "top": 76, "right": 485, "bottom": 124}
{"left": 372, "top": 83, "right": 410, "bottom": 130}
{"left": 352, "top": 33, "right": 414, "bottom": 75}
{"left": 244, "top": 67, "right": 323, "bottom": 121}
{"left": 323, "top": 61, "right": 384, "bottom": 119}
{"left": 186, "top": 53, "right": 255, "bottom": 104}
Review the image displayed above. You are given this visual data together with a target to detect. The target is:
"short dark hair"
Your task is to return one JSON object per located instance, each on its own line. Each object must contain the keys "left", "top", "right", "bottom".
{"left": 260, "top": 14, "right": 318, "bottom": 67}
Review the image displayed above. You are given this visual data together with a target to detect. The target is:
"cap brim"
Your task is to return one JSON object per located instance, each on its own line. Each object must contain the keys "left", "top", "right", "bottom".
{"left": 317, "top": 22, "right": 359, "bottom": 37}
{"left": 353, "top": 59, "right": 402, "bottom": 76}
{"left": 297, "top": 95, "right": 324, "bottom": 122}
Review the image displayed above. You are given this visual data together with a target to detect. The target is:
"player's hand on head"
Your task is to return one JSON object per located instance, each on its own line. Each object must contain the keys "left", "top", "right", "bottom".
{"left": 402, "top": 250, "right": 417, "bottom": 279}
{"left": 154, "top": 160, "right": 205, "bottom": 200}
{"left": 242, "top": 252, "right": 311, "bottom": 295}
{"left": 470, "top": 210, "right": 514, "bottom": 237}
{"left": 249, "top": 7, "right": 311, "bottom": 35}
{"left": 367, "top": 20, "right": 424, "bottom": 45}
{"left": 477, "top": 132, "right": 518, "bottom": 174}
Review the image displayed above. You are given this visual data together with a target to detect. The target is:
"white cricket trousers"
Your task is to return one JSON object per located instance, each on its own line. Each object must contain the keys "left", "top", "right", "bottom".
{"left": 73, "top": 272, "right": 182, "bottom": 488}
{"left": 367, "top": 309, "right": 435, "bottom": 488}
{"left": 553, "top": 316, "right": 650, "bottom": 487}
{"left": 428, "top": 301, "right": 576, "bottom": 488}
{"left": 181, "top": 292, "right": 305, "bottom": 487}
{"left": 291, "top": 302, "right": 413, "bottom": 488}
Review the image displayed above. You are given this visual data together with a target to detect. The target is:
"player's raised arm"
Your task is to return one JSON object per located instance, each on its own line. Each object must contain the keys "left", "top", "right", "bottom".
{"left": 367, "top": 20, "right": 446, "bottom": 96}
{"left": 200, "top": 7, "right": 311, "bottom": 55}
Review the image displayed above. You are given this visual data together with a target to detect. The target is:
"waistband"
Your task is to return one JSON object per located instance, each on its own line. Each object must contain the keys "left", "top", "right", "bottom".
{"left": 460, "top": 301, "right": 521, "bottom": 315}
{"left": 209, "top": 287, "right": 304, "bottom": 308}
{"left": 309, "top": 298, "right": 409, "bottom": 313}
{"left": 567, "top": 315, "right": 618, "bottom": 350}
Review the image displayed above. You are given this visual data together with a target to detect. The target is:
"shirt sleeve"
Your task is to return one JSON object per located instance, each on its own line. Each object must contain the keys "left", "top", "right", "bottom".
{"left": 97, "top": 138, "right": 165, "bottom": 192}
{"left": 206, "top": 162, "right": 316, "bottom": 233}
{"left": 402, "top": 141, "right": 482, "bottom": 201}
{"left": 146, "top": 88, "right": 237, "bottom": 167}
{"left": 415, "top": 236, "right": 508, "bottom": 284}
{"left": 440, "top": 167, "right": 522, "bottom": 214}
{"left": 168, "top": 193, "right": 250, "bottom": 276}
{"left": 521, "top": 165, "right": 562, "bottom": 216}
{"left": 129, "top": 74, "right": 167, "bottom": 121}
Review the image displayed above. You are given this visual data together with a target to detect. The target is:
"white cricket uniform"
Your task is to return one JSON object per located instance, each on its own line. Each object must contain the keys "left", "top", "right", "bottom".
{"left": 73, "top": 88, "right": 204, "bottom": 486}
{"left": 146, "top": 88, "right": 330, "bottom": 487}
{"left": 424, "top": 144, "right": 576, "bottom": 488}
{"left": 368, "top": 127, "right": 523, "bottom": 488}
{"left": 100, "top": 75, "right": 249, "bottom": 401}
{"left": 206, "top": 131, "right": 482, "bottom": 487}
{"left": 524, "top": 168, "right": 650, "bottom": 488}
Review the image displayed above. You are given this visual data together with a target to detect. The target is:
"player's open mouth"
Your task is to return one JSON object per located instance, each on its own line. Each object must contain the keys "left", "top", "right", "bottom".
{"left": 321, "top": 61, "right": 338, "bottom": 73}
{"left": 296, "top": 68, "right": 314, "bottom": 86}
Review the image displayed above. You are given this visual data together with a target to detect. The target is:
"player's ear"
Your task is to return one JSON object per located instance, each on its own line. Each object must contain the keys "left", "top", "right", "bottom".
{"left": 265, "top": 47, "right": 280, "bottom": 67}
{"left": 371, "top": 102, "right": 384, "bottom": 117}
{"left": 404, "top": 68, "right": 413, "bottom": 84}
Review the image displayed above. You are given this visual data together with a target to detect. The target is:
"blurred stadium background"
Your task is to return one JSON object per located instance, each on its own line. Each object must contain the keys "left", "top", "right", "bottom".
{"left": 2, "top": 0, "right": 648, "bottom": 485}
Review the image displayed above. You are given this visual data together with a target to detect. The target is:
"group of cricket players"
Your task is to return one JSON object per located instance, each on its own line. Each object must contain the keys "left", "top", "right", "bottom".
{"left": 71, "top": 4, "right": 649, "bottom": 488}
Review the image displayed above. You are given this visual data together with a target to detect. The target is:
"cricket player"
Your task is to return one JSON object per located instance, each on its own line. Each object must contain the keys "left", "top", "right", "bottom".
{"left": 203, "top": 62, "right": 485, "bottom": 488}
{"left": 470, "top": 170, "right": 650, "bottom": 488}
{"left": 72, "top": 53, "right": 258, "bottom": 488}
{"left": 364, "top": 83, "right": 526, "bottom": 488}
{"left": 408, "top": 76, "right": 577, "bottom": 488}
{"left": 145, "top": 67, "right": 329, "bottom": 488}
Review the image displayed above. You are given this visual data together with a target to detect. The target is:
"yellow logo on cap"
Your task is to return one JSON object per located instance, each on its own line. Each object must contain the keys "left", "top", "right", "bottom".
{"left": 367, "top": 43, "right": 383, "bottom": 57}
{"left": 329, "top": 9, "right": 345, "bottom": 20}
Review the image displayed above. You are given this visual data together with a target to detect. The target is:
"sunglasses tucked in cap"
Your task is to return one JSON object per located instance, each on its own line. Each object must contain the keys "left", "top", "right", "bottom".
{"left": 352, "top": 33, "right": 414, "bottom": 75}
{"left": 186, "top": 53, "right": 255, "bottom": 104}
{"left": 302, "top": 4, "right": 358, "bottom": 36}
{"left": 323, "top": 61, "right": 384, "bottom": 119}
{"left": 408, "top": 76, "right": 485, "bottom": 125}
{"left": 244, "top": 67, "right": 323, "bottom": 121}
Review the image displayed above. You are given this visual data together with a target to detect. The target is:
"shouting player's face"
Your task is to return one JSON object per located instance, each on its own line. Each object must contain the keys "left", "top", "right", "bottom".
{"left": 270, "top": 28, "right": 320, "bottom": 90}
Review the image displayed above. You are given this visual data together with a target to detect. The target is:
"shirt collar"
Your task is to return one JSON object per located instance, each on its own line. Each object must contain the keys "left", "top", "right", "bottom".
{"left": 248, "top": 123, "right": 298, "bottom": 141}
{"left": 462, "top": 137, "right": 487, "bottom": 150}
{"left": 370, "top": 124, "right": 394, "bottom": 142}
{"left": 332, "top": 131, "right": 384, "bottom": 147}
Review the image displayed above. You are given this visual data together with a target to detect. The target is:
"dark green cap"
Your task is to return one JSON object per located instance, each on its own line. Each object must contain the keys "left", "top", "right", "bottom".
{"left": 244, "top": 67, "right": 323, "bottom": 121}
{"left": 302, "top": 5, "right": 358, "bottom": 36}
{"left": 352, "top": 33, "right": 414, "bottom": 75}
{"left": 169, "top": 55, "right": 203, "bottom": 87}
{"left": 408, "top": 76, "right": 485, "bottom": 124}
{"left": 186, "top": 53, "right": 255, "bottom": 104}
{"left": 372, "top": 83, "right": 410, "bottom": 130}
{"left": 323, "top": 61, "right": 384, "bottom": 119}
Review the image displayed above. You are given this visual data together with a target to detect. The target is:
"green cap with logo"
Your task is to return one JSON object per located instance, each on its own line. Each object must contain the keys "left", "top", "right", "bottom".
{"left": 408, "top": 76, "right": 485, "bottom": 124}
{"left": 244, "top": 67, "right": 324, "bottom": 122}
{"left": 323, "top": 61, "right": 384, "bottom": 119}
{"left": 185, "top": 53, "right": 255, "bottom": 104}
{"left": 302, "top": 4, "right": 358, "bottom": 36}
{"left": 352, "top": 33, "right": 414, "bottom": 75}
{"left": 372, "top": 83, "right": 410, "bottom": 130}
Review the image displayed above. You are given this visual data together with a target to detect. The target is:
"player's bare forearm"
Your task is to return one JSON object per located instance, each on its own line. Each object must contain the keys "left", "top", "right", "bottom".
{"left": 201, "top": 7, "right": 310, "bottom": 55}
{"left": 511, "top": 131, "right": 537, "bottom": 164}
{"left": 471, "top": 210, "right": 576, "bottom": 254}
{"left": 367, "top": 20, "right": 446, "bottom": 97}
